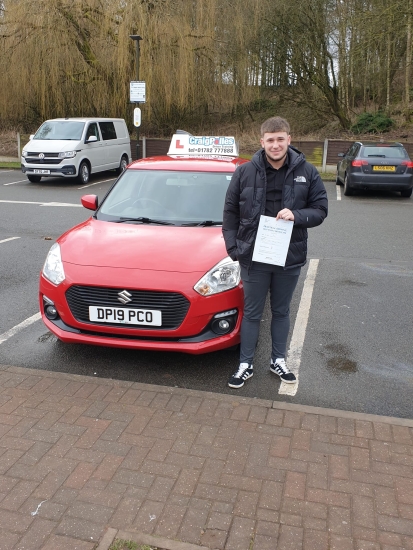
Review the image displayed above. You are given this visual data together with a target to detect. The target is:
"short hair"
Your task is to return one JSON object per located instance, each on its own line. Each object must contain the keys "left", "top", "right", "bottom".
{"left": 261, "top": 116, "right": 290, "bottom": 136}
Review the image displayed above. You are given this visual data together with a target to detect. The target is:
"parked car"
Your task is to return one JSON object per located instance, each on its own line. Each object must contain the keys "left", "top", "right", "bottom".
{"left": 21, "top": 117, "right": 131, "bottom": 184}
{"left": 39, "top": 134, "right": 247, "bottom": 354}
{"left": 336, "top": 141, "right": 413, "bottom": 197}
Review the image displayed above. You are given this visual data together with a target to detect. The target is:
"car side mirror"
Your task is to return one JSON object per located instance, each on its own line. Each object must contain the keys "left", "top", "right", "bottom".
{"left": 81, "top": 194, "right": 98, "bottom": 210}
{"left": 85, "top": 136, "right": 98, "bottom": 143}
{"left": 338, "top": 153, "right": 344, "bottom": 157}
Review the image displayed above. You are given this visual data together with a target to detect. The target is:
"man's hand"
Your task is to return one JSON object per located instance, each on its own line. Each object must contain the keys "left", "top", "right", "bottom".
{"left": 276, "top": 208, "right": 294, "bottom": 221}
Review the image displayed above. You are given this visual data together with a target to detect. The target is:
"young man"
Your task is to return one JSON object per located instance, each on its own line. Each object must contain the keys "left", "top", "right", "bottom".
{"left": 223, "top": 116, "right": 328, "bottom": 388}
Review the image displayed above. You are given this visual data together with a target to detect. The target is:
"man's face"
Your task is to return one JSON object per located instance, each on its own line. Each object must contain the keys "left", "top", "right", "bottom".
{"left": 260, "top": 131, "right": 291, "bottom": 164}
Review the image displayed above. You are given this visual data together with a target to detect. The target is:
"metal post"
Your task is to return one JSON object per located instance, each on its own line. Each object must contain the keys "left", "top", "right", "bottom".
{"left": 130, "top": 35, "right": 142, "bottom": 160}
{"left": 322, "top": 139, "right": 328, "bottom": 173}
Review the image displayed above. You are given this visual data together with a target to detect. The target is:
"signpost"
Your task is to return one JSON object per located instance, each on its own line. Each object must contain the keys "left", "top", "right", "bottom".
{"left": 130, "top": 35, "right": 144, "bottom": 160}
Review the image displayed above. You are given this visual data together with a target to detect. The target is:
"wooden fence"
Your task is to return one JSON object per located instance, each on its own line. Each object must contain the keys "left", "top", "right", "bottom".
{"left": 131, "top": 137, "right": 413, "bottom": 169}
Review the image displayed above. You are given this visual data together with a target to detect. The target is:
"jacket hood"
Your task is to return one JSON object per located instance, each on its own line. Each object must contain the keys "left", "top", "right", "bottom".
{"left": 250, "top": 146, "right": 306, "bottom": 174}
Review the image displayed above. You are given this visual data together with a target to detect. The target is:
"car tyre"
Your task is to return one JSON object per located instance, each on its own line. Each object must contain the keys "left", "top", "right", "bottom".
{"left": 400, "top": 188, "right": 413, "bottom": 198}
{"left": 27, "top": 175, "right": 41, "bottom": 183}
{"left": 77, "top": 161, "right": 90, "bottom": 185}
{"left": 116, "top": 155, "right": 129, "bottom": 175}
{"left": 343, "top": 174, "right": 353, "bottom": 196}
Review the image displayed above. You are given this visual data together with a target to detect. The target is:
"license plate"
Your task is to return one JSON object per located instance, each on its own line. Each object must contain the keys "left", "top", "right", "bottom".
{"left": 33, "top": 169, "right": 51, "bottom": 174}
{"left": 89, "top": 306, "right": 162, "bottom": 326}
{"left": 373, "top": 166, "right": 395, "bottom": 172}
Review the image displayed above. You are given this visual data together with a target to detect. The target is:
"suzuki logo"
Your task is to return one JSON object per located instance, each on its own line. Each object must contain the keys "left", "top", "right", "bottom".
{"left": 117, "top": 290, "right": 132, "bottom": 304}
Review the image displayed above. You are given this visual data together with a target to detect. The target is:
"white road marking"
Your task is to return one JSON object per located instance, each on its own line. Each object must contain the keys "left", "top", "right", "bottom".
{"left": 3, "top": 180, "right": 27, "bottom": 186}
{"left": 0, "top": 170, "right": 15, "bottom": 173}
{"left": 279, "top": 259, "right": 320, "bottom": 396}
{"left": 0, "top": 236, "right": 20, "bottom": 245}
{"left": 336, "top": 185, "right": 342, "bottom": 200}
{"left": 78, "top": 177, "right": 116, "bottom": 190}
{"left": 40, "top": 202, "right": 82, "bottom": 208}
{"left": 0, "top": 312, "right": 41, "bottom": 345}
{"left": 0, "top": 200, "right": 81, "bottom": 207}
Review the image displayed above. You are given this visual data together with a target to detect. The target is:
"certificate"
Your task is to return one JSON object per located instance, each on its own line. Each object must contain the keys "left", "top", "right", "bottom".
{"left": 252, "top": 215, "right": 293, "bottom": 266}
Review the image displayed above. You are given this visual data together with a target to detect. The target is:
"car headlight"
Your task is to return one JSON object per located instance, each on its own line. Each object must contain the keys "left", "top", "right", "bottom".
{"left": 194, "top": 257, "right": 240, "bottom": 296}
{"left": 22, "top": 150, "right": 28, "bottom": 157}
{"left": 42, "top": 243, "right": 65, "bottom": 285}
{"left": 58, "top": 151, "right": 77, "bottom": 158}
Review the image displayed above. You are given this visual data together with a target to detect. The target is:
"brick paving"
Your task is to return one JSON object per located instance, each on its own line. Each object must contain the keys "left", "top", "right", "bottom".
{"left": 0, "top": 365, "right": 412, "bottom": 549}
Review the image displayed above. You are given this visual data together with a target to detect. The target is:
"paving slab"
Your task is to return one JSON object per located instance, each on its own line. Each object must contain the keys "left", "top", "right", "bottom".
{"left": 0, "top": 364, "right": 412, "bottom": 549}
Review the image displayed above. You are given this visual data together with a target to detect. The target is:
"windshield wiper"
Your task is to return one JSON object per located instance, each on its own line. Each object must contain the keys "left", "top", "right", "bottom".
{"left": 181, "top": 220, "right": 222, "bottom": 226}
{"left": 367, "top": 154, "right": 386, "bottom": 157}
{"left": 115, "top": 217, "right": 175, "bottom": 225}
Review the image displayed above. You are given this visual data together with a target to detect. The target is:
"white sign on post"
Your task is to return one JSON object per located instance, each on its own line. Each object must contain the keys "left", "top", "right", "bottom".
{"left": 130, "top": 81, "right": 146, "bottom": 103}
{"left": 133, "top": 108, "right": 141, "bottom": 127}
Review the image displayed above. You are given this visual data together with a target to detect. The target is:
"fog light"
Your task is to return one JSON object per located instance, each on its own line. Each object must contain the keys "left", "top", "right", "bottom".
{"left": 210, "top": 310, "right": 237, "bottom": 335}
{"left": 218, "top": 320, "right": 230, "bottom": 330}
{"left": 45, "top": 305, "right": 58, "bottom": 320}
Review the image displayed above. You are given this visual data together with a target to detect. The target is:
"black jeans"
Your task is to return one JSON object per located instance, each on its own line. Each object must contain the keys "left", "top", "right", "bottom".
{"left": 240, "top": 264, "right": 301, "bottom": 364}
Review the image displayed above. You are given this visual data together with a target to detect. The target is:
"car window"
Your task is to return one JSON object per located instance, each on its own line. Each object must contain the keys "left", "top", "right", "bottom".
{"left": 34, "top": 121, "right": 85, "bottom": 140}
{"left": 85, "top": 123, "right": 100, "bottom": 141}
{"left": 360, "top": 146, "right": 408, "bottom": 159}
{"left": 99, "top": 122, "right": 117, "bottom": 140}
{"left": 347, "top": 144, "right": 358, "bottom": 157}
{"left": 98, "top": 169, "right": 233, "bottom": 224}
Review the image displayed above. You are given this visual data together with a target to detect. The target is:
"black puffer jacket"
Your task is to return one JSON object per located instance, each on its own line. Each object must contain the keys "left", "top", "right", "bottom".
{"left": 223, "top": 146, "right": 328, "bottom": 269}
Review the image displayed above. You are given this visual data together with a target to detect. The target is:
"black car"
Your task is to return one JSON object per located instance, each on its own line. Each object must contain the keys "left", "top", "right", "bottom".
{"left": 336, "top": 141, "right": 413, "bottom": 197}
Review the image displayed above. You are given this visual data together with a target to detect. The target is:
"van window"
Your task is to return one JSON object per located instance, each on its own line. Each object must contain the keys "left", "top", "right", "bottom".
{"left": 86, "top": 123, "right": 100, "bottom": 141}
{"left": 99, "top": 122, "right": 117, "bottom": 140}
{"left": 34, "top": 121, "right": 84, "bottom": 141}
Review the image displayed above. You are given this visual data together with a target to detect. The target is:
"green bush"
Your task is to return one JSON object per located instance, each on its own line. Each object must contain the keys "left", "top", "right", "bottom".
{"left": 351, "top": 112, "right": 394, "bottom": 134}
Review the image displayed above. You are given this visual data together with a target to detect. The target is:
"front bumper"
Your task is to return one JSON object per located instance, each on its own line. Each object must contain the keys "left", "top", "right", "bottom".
{"left": 21, "top": 163, "right": 77, "bottom": 177}
{"left": 39, "top": 264, "right": 243, "bottom": 354}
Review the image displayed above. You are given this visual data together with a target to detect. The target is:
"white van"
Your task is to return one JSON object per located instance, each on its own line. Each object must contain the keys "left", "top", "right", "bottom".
{"left": 21, "top": 117, "right": 131, "bottom": 184}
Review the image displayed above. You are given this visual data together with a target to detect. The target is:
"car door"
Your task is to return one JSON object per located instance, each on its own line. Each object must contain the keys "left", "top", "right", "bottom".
{"left": 98, "top": 121, "right": 119, "bottom": 169}
{"left": 340, "top": 144, "right": 357, "bottom": 180}
{"left": 83, "top": 122, "right": 104, "bottom": 173}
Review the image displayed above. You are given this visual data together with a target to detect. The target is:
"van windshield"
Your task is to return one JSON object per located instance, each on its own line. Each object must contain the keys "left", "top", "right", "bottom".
{"left": 34, "top": 121, "right": 85, "bottom": 140}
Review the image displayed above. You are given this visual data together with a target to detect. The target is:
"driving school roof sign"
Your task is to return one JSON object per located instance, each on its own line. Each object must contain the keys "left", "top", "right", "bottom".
{"left": 168, "top": 134, "right": 239, "bottom": 156}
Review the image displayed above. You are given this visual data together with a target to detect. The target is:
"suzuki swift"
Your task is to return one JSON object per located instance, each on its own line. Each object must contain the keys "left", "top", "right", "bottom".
{"left": 39, "top": 134, "right": 247, "bottom": 354}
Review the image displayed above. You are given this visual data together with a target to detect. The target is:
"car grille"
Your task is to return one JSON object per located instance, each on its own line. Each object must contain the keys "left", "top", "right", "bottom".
{"left": 66, "top": 285, "right": 190, "bottom": 330}
{"left": 25, "top": 153, "right": 62, "bottom": 165}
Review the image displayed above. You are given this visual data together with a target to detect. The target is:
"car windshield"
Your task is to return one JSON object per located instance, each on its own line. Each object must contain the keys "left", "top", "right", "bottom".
{"left": 361, "top": 146, "right": 408, "bottom": 159}
{"left": 33, "top": 121, "right": 85, "bottom": 140}
{"left": 97, "top": 169, "right": 233, "bottom": 225}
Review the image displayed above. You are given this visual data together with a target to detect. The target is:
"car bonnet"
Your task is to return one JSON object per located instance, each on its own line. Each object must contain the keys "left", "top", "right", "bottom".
{"left": 58, "top": 218, "right": 228, "bottom": 273}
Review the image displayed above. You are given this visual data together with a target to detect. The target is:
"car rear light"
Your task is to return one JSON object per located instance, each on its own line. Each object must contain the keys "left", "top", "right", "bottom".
{"left": 352, "top": 160, "right": 368, "bottom": 167}
{"left": 401, "top": 160, "right": 413, "bottom": 168}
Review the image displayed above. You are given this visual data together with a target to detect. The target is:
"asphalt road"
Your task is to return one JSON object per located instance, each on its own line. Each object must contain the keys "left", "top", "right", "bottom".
{"left": 0, "top": 169, "right": 412, "bottom": 419}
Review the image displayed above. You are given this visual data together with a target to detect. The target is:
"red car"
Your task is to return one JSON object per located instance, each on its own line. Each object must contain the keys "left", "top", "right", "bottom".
{"left": 39, "top": 134, "right": 247, "bottom": 354}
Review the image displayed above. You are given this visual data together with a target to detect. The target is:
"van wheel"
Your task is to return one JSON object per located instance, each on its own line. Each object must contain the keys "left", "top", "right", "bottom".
{"left": 77, "top": 161, "right": 90, "bottom": 185}
{"left": 400, "top": 188, "right": 412, "bottom": 197}
{"left": 116, "top": 155, "right": 129, "bottom": 175}
{"left": 27, "top": 175, "right": 41, "bottom": 183}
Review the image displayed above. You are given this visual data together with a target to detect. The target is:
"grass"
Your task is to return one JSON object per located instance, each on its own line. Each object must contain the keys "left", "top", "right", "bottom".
{"left": 0, "top": 162, "right": 20, "bottom": 168}
{"left": 108, "top": 539, "right": 162, "bottom": 550}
